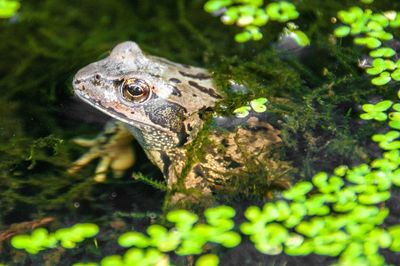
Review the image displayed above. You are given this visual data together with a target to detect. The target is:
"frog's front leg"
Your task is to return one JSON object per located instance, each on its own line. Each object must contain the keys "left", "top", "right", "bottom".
{"left": 68, "top": 122, "right": 135, "bottom": 182}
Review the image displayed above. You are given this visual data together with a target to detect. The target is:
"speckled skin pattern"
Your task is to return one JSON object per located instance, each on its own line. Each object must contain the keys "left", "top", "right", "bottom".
{"left": 73, "top": 41, "right": 285, "bottom": 203}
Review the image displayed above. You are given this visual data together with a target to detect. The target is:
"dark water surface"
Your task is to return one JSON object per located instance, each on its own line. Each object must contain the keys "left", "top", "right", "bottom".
{"left": 1, "top": 0, "right": 400, "bottom": 265}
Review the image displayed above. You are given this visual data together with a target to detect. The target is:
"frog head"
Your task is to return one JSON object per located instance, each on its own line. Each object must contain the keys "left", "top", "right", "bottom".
{"left": 73, "top": 41, "right": 221, "bottom": 151}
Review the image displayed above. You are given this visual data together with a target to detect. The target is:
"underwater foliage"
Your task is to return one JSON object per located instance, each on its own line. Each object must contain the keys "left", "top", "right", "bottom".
{"left": 204, "top": 0, "right": 309, "bottom": 45}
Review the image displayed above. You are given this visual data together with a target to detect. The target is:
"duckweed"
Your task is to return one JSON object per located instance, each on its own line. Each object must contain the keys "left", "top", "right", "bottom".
{"left": 360, "top": 100, "right": 392, "bottom": 121}
{"left": 233, "top": 97, "right": 269, "bottom": 117}
{"left": 204, "top": 0, "right": 309, "bottom": 45}
{"left": 0, "top": 0, "right": 20, "bottom": 18}
{"left": 334, "top": 5, "right": 400, "bottom": 86}
{"left": 11, "top": 223, "right": 99, "bottom": 254}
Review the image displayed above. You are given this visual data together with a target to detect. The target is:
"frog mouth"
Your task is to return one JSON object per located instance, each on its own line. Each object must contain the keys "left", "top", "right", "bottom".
{"left": 73, "top": 84, "right": 156, "bottom": 129}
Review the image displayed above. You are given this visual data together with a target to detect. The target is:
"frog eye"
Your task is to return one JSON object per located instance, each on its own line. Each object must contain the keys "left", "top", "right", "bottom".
{"left": 121, "top": 78, "right": 151, "bottom": 103}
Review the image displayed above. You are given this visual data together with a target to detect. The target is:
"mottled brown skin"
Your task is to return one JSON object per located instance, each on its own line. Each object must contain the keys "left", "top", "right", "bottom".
{"left": 72, "top": 41, "right": 288, "bottom": 204}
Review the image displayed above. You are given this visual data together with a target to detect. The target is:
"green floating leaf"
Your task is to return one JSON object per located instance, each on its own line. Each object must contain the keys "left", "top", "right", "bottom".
{"left": 233, "top": 105, "right": 251, "bottom": 117}
{"left": 266, "top": 223, "right": 289, "bottom": 245}
{"left": 255, "top": 242, "right": 282, "bottom": 255}
{"left": 250, "top": 97, "right": 268, "bottom": 113}
{"left": 262, "top": 202, "right": 279, "bottom": 221}
{"left": 305, "top": 195, "right": 330, "bottom": 216}
{"left": 369, "top": 47, "right": 396, "bottom": 58}
{"left": 11, "top": 228, "right": 57, "bottom": 254}
{"left": 360, "top": 100, "right": 393, "bottom": 120}
{"left": 389, "top": 225, "right": 400, "bottom": 251}
{"left": 337, "top": 7, "right": 363, "bottom": 24}
{"left": 214, "top": 231, "right": 241, "bottom": 248}
{"left": 284, "top": 239, "right": 314, "bottom": 256}
{"left": 389, "top": 112, "right": 400, "bottom": 121}
{"left": 118, "top": 232, "right": 150, "bottom": 248}
{"left": 195, "top": 254, "right": 219, "bottom": 266}
{"left": 147, "top": 224, "right": 168, "bottom": 240}
{"left": 360, "top": 0, "right": 374, "bottom": 3}
{"left": 372, "top": 130, "right": 400, "bottom": 143}
{"left": 291, "top": 30, "right": 310, "bottom": 47}
{"left": 221, "top": 7, "right": 239, "bottom": 25}
{"left": 358, "top": 191, "right": 391, "bottom": 204}
{"left": 391, "top": 69, "right": 400, "bottom": 81}
{"left": 345, "top": 164, "right": 370, "bottom": 184}
{"left": 334, "top": 26, "right": 351, "bottom": 37}
{"left": 366, "top": 100, "right": 393, "bottom": 111}
{"left": 244, "top": 205, "right": 261, "bottom": 221}
{"left": 73, "top": 223, "right": 99, "bottom": 238}
{"left": 275, "top": 200, "right": 290, "bottom": 221}
{"left": 368, "top": 30, "right": 393, "bottom": 41}
{"left": 123, "top": 248, "right": 144, "bottom": 265}
{"left": 354, "top": 37, "right": 382, "bottom": 49}
{"left": 205, "top": 205, "right": 236, "bottom": 221}
{"left": 72, "top": 263, "right": 99, "bottom": 266}
{"left": 284, "top": 233, "right": 304, "bottom": 248}
{"left": 253, "top": 9, "right": 269, "bottom": 26}
{"left": 11, "top": 235, "right": 34, "bottom": 250}
{"left": 234, "top": 31, "right": 252, "bottom": 43}
{"left": 368, "top": 228, "right": 392, "bottom": 249}
{"left": 371, "top": 13, "right": 389, "bottom": 27}
{"left": 390, "top": 12, "right": 400, "bottom": 28}
{"left": 100, "top": 255, "right": 124, "bottom": 266}
{"left": 204, "top": 0, "right": 232, "bottom": 13}
{"left": 334, "top": 165, "right": 348, "bottom": 176}
{"left": 0, "top": 0, "right": 20, "bottom": 18}
{"left": 266, "top": 1, "right": 299, "bottom": 23}
{"left": 295, "top": 218, "right": 325, "bottom": 237}
{"left": 349, "top": 205, "right": 380, "bottom": 223}
{"left": 371, "top": 72, "right": 391, "bottom": 86}
{"left": 167, "top": 209, "right": 198, "bottom": 229}
{"left": 314, "top": 242, "right": 346, "bottom": 256}
{"left": 312, "top": 172, "right": 328, "bottom": 187}
{"left": 282, "top": 182, "right": 313, "bottom": 201}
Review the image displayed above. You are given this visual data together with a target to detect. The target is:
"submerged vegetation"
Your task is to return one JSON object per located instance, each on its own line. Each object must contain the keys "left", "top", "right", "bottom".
{"left": 1, "top": 0, "right": 400, "bottom": 265}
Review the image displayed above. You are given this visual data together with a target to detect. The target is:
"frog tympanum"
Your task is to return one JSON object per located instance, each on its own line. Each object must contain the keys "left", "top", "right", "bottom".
{"left": 71, "top": 41, "right": 290, "bottom": 204}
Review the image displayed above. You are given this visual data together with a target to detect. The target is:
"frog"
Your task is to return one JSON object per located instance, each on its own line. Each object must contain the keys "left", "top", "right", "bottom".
{"left": 70, "top": 41, "right": 291, "bottom": 205}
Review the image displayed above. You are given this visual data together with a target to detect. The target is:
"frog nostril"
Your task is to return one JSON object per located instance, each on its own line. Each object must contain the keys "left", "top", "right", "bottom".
{"left": 81, "top": 85, "right": 86, "bottom": 91}
{"left": 95, "top": 74, "right": 101, "bottom": 80}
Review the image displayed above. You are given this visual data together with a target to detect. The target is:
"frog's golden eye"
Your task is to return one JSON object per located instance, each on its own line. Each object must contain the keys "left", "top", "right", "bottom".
{"left": 121, "top": 79, "right": 151, "bottom": 103}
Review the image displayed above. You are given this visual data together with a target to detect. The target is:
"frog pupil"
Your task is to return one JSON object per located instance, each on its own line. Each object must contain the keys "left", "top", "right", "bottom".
{"left": 121, "top": 79, "right": 151, "bottom": 103}
{"left": 127, "top": 84, "right": 143, "bottom": 96}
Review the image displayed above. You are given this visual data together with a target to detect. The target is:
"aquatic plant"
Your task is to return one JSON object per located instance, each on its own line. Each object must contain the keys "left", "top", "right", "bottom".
{"left": 11, "top": 223, "right": 99, "bottom": 254}
{"left": 233, "top": 97, "right": 269, "bottom": 117}
{"left": 10, "top": 207, "right": 237, "bottom": 266}
{"left": 0, "top": 0, "right": 20, "bottom": 18}
{"left": 333, "top": 5, "right": 400, "bottom": 86}
{"left": 359, "top": 100, "right": 392, "bottom": 121}
{"left": 9, "top": 98, "right": 400, "bottom": 265}
{"left": 203, "top": 0, "right": 309, "bottom": 45}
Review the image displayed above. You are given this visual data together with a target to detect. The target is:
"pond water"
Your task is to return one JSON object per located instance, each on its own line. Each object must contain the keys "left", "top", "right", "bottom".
{"left": 1, "top": 0, "right": 400, "bottom": 265}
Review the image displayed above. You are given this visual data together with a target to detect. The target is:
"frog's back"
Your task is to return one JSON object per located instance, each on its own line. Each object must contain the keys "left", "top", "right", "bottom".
{"left": 168, "top": 112, "right": 291, "bottom": 202}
